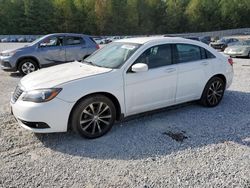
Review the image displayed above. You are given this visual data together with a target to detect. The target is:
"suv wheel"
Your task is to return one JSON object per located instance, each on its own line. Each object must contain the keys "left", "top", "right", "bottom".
{"left": 200, "top": 77, "right": 226, "bottom": 107}
{"left": 71, "top": 95, "right": 116, "bottom": 139}
{"left": 18, "top": 59, "right": 38, "bottom": 75}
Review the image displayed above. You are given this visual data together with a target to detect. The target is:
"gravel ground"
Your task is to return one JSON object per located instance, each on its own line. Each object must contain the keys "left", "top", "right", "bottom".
{"left": 0, "top": 43, "right": 250, "bottom": 187}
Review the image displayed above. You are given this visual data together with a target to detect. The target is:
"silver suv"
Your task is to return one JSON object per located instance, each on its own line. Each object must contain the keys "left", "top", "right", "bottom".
{"left": 0, "top": 33, "right": 99, "bottom": 75}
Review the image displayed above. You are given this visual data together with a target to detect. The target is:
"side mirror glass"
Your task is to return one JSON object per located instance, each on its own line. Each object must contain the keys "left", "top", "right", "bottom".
{"left": 131, "top": 63, "right": 148, "bottom": 73}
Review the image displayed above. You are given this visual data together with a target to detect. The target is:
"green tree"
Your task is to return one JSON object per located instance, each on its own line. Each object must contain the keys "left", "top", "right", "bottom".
{"left": 165, "top": 0, "right": 190, "bottom": 33}
{"left": 185, "top": 0, "right": 222, "bottom": 32}
{"left": 220, "top": 0, "right": 250, "bottom": 29}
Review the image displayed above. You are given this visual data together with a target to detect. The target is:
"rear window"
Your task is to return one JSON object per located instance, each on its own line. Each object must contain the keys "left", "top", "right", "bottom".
{"left": 176, "top": 44, "right": 201, "bottom": 63}
{"left": 65, "top": 37, "right": 84, "bottom": 46}
{"left": 176, "top": 44, "right": 215, "bottom": 63}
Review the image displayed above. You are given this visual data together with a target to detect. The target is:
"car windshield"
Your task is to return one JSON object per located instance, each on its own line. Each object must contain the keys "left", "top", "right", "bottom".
{"left": 29, "top": 35, "right": 46, "bottom": 46}
{"left": 218, "top": 38, "right": 226, "bottom": 43}
{"left": 84, "top": 42, "right": 141, "bottom": 69}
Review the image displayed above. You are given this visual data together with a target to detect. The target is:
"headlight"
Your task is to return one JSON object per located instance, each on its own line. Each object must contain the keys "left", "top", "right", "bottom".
{"left": 1, "top": 51, "right": 16, "bottom": 57}
{"left": 22, "top": 88, "right": 62, "bottom": 103}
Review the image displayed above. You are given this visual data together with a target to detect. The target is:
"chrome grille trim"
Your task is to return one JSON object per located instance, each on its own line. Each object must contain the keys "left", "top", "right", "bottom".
{"left": 12, "top": 85, "right": 24, "bottom": 103}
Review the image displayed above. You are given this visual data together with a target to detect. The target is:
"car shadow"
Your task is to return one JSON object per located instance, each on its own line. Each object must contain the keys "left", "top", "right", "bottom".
{"left": 36, "top": 90, "right": 250, "bottom": 160}
{"left": 9, "top": 72, "right": 22, "bottom": 78}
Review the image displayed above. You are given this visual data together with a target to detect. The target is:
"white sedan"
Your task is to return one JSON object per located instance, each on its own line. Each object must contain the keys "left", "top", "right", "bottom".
{"left": 11, "top": 37, "right": 234, "bottom": 139}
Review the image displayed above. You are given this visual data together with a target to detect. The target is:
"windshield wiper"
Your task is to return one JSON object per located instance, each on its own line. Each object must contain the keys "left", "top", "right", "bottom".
{"left": 82, "top": 60, "right": 100, "bottom": 67}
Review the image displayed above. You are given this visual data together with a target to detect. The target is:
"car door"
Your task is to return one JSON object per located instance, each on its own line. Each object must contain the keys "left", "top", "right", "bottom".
{"left": 64, "top": 36, "right": 87, "bottom": 62}
{"left": 37, "top": 35, "right": 66, "bottom": 66}
{"left": 175, "top": 43, "right": 215, "bottom": 103}
{"left": 125, "top": 44, "right": 178, "bottom": 116}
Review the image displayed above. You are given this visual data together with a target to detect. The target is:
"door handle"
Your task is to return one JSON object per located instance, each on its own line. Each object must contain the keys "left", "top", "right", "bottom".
{"left": 201, "top": 62, "right": 209, "bottom": 66}
{"left": 165, "top": 68, "right": 176, "bottom": 73}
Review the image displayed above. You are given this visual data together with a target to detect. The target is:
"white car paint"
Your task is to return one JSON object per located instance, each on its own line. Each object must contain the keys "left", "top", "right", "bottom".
{"left": 11, "top": 37, "right": 234, "bottom": 133}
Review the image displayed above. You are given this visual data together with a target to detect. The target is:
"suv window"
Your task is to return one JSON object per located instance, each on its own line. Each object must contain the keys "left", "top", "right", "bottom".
{"left": 40, "top": 36, "right": 63, "bottom": 47}
{"left": 65, "top": 37, "right": 84, "bottom": 46}
{"left": 134, "top": 44, "right": 172, "bottom": 69}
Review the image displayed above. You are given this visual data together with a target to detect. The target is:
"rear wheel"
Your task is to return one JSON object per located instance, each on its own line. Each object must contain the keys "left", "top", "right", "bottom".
{"left": 18, "top": 59, "right": 38, "bottom": 75}
{"left": 200, "top": 77, "right": 226, "bottom": 107}
{"left": 71, "top": 95, "right": 116, "bottom": 139}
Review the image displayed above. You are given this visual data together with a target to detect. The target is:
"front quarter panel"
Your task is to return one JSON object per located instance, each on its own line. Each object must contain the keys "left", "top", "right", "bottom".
{"left": 56, "top": 70, "right": 125, "bottom": 114}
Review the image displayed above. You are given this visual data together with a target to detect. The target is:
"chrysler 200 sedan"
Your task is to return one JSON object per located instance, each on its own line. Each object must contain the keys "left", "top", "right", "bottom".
{"left": 0, "top": 33, "right": 99, "bottom": 75}
{"left": 10, "top": 37, "right": 234, "bottom": 139}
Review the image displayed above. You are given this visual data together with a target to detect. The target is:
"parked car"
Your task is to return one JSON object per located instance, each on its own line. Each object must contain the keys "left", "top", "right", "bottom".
{"left": 224, "top": 40, "right": 250, "bottom": 58}
{"left": 210, "top": 37, "right": 239, "bottom": 51}
{"left": 93, "top": 37, "right": 106, "bottom": 44}
{"left": 199, "top": 36, "right": 211, "bottom": 45}
{"left": 0, "top": 33, "right": 99, "bottom": 75}
{"left": 184, "top": 36, "right": 211, "bottom": 45}
{"left": 10, "top": 37, "right": 233, "bottom": 139}
{"left": 18, "top": 37, "right": 27, "bottom": 42}
{"left": 1, "top": 37, "right": 10, "bottom": 42}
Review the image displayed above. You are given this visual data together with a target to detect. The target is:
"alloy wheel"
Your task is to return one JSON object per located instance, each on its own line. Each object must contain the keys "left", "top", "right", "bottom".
{"left": 79, "top": 102, "right": 112, "bottom": 135}
{"left": 207, "top": 80, "right": 224, "bottom": 106}
{"left": 21, "top": 62, "right": 36, "bottom": 74}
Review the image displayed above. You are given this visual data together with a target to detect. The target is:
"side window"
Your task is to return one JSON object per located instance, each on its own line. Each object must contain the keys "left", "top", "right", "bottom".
{"left": 206, "top": 50, "right": 216, "bottom": 59}
{"left": 65, "top": 37, "right": 84, "bottom": 46}
{"left": 40, "top": 36, "right": 63, "bottom": 47}
{"left": 176, "top": 44, "right": 201, "bottom": 63}
{"left": 134, "top": 44, "right": 172, "bottom": 69}
{"left": 200, "top": 47, "right": 216, "bottom": 59}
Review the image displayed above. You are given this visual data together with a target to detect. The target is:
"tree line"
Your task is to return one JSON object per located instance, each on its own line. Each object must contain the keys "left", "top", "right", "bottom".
{"left": 0, "top": 0, "right": 249, "bottom": 35}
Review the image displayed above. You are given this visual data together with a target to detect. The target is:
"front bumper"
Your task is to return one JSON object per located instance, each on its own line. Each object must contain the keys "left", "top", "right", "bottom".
{"left": 0, "top": 55, "right": 17, "bottom": 71}
{"left": 11, "top": 96, "right": 74, "bottom": 133}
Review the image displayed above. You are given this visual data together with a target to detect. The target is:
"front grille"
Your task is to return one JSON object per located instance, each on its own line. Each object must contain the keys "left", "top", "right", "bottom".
{"left": 12, "top": 85, "right": 23, "bottom": 103}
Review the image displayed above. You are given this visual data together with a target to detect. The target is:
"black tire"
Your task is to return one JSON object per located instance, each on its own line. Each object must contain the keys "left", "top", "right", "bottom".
{"left": 200, "top": 77, "right": 226, "bottom": 107}
{"left": 18, "top": 59, "right": 38, "bottom": 76}
{"left": 71, "top": 95, "right": 116, "bottom": 139}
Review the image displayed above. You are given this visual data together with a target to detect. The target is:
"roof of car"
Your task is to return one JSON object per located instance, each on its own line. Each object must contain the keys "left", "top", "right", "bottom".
{"left": 45, "top": 33, "right": 89, "bottom": 37}
{"left": 116, "top": 36, "right": 196, "bottom": 44}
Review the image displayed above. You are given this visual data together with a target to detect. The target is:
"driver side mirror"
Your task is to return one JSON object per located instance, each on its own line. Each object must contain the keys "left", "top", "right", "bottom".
{"left": 131, "top": 63, "right": 148, "bottom": 73}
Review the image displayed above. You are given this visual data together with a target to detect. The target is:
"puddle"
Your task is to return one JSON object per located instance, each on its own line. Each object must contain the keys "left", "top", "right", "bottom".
{"left": 163, "top": 131, "right": 188, "bottom": 142}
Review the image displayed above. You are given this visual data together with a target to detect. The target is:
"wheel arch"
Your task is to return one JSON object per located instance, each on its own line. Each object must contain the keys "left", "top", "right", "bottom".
{"left": 211, "top": 74, "right": 227, "bottom": 85}
{"left": 17, "top": 56, "right": 41, "bottom": 69}
{"left": 67, "top": 92, "right": 122, "bottom": 131}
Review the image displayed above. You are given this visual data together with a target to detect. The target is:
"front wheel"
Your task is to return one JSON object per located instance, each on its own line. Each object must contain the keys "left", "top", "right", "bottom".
{"left": 200, "top": 77, "right": 226, "bottom": 107}
{"left": 18, "top": 59, "right": 38, "bottom": 75}
{"left": 71, "top": 95, "right": 116, "bottom": 139}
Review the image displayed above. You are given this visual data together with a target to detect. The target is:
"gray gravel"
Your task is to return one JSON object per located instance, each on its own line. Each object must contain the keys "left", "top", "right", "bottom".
{"left": 0, "top": 43, "right": 250, "bottom": 187}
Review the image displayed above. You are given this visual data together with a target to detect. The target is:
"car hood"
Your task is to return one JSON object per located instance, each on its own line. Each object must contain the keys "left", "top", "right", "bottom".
{"left": 20, "top": 61, "right": 112, "bottom": 90}
{"left": 226, "top": 45, "right": 248, "bottom": 50}
{"left": 1, "top": 45, "right": 31, "bottom": 54}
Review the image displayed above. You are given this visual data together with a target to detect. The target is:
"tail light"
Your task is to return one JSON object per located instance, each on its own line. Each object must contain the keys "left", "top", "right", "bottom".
{"left": 96, "top": 44, "right": 100, "bottom": 49}
{"left": 228, "top": 58, "right": 233, "bottom": 66}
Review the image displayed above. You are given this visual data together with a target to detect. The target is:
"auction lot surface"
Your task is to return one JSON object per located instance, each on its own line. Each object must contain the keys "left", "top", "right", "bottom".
{"left": 0, "top": 43, "right": 250, "bottom": 187}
